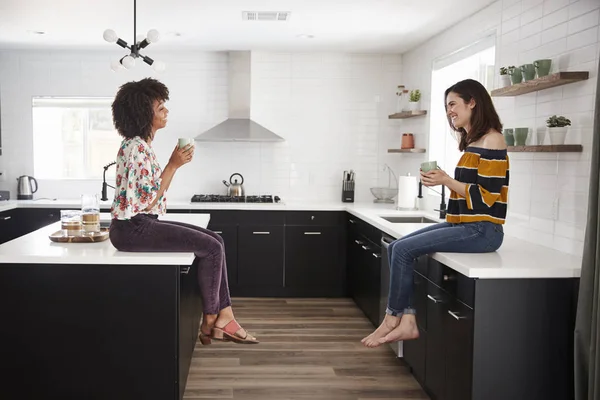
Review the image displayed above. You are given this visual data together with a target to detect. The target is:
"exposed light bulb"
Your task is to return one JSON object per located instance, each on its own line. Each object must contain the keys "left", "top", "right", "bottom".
{"left": 152, "top": 61, "right": 166, "bottom": 73}
{"left": 122, "top": 55, "right": 136, "bottom": 69}
{"left": 136, "top": 34, "right": 145, "bottom": 43}
{"left": 146, "top": 29, "right": 160, "bottom": 43}
{"left": 110, "top": 59, "right": 123, "bottom": 72}
{"left": 103, "top": 29, "right": 118, "bottom": 43}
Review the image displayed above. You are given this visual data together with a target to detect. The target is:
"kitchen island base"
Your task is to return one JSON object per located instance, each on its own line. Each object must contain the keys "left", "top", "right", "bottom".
{"left": 0, "top": 262, "right": 201, "bottom": 400}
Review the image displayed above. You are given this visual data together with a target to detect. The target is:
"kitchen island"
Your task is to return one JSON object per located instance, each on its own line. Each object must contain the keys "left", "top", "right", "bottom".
{"left": 0, "top": 213, "right": 209, "bottom": 400}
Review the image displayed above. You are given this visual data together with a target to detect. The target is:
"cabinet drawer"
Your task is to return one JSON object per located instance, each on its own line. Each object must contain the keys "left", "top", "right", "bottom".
{"left": 286, "top": 211, "right": 344, "bottom": 226}
{"left": 428, "top": 258, "right": 475, "bottom": 308}
{"left": 191, "top": 210, "right": 239, "bottom": 225}
{"left": 237, "top": 211, "right": 285, "bottom": 226}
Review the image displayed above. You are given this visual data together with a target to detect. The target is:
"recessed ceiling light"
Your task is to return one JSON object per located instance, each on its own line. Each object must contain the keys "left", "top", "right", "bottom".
{"left": 297, "top": 34, "right": 314, "bottom": 39}
{"left": 27, "top": 30, "right": 45, "bottom": 35}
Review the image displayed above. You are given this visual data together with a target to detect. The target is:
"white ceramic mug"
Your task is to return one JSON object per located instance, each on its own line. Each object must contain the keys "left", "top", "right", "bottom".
{"left": 178, "top": 138, "right": 194, "bottom": 149}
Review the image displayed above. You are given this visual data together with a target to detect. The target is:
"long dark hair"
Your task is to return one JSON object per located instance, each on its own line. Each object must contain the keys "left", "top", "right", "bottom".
{"left": 112, "top": 77, "right": 170, "bottom": 141}
{"left": 444, "top": 79, "right": 502, "bottom": 151}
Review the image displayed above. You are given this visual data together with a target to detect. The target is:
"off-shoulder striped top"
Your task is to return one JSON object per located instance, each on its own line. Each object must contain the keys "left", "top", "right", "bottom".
{"left": 446, "top": 147, "right": 509, "bottom": 225}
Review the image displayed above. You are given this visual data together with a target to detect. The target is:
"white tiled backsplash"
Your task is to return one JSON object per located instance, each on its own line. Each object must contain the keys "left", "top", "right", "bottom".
{"left": 400, "top": 0, "right": 599, "bottom": 256}
{"left": 0, "top": 50, "right": 405, "bottom": 204}
{"left": 0, "top": 0, "right": 598, "bottom": 257}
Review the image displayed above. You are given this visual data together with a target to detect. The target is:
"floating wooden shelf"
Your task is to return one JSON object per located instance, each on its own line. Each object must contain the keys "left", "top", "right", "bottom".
{"left": 388, "top": 148, "right": 427, "bottom": 153}
{"left": 388, "top": 110, "right": 428, "bottom": 119}
{"left": 507, "top": 145, "right": 583, "bottom": 152}
{"left": 491, "top": 71, "right": 589, "bottom": 97}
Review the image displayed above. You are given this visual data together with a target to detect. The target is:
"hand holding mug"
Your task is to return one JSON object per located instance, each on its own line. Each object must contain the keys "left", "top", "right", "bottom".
{"left": 169, "top": 139, "right": 194, "bottom": 168}
{"left": 420, "top": 167, "right": 449, "bottom": 187}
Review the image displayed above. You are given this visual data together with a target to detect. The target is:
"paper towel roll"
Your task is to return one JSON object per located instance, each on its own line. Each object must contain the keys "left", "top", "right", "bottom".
{"left": 397, "top": 175, "right": 418, "bottom": 210}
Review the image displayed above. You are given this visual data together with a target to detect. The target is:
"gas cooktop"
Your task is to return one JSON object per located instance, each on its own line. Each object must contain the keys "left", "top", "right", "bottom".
{"left": 191, "top": 194, "right": 282, "bottom": 203}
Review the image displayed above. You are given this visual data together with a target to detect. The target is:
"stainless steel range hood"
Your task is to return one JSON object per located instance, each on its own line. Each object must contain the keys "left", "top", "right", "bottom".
{"left": 195, "top": 52, "right": 285, "bottom": 142}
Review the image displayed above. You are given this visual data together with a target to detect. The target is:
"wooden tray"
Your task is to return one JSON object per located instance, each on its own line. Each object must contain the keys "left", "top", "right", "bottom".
{"left": 49, "top": 228, "right": 109, "bottom": 243}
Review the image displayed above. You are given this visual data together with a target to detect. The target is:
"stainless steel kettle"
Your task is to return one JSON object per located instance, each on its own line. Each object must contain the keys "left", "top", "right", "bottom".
{"left": 17, "top": 175, "right": 38, "bottom": 200}
{"left": 226, "top": 173, "right": 245, "bottom": 197}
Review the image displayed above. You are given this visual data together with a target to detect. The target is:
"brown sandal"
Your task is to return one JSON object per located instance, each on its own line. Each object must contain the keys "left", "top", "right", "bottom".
{"left": 212, "top": 319, "right": 259, "bottom": 344}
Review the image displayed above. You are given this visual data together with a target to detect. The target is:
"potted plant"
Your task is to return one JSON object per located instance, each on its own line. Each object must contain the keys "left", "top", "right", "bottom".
{"left": 546, "top": 115, "right": 571, "bottom": 145}
{"left": 408, "top": 89, "right": 421, "bottom": 112}
{"left": 499, "top": 66, "right": 511, "bottom": 87}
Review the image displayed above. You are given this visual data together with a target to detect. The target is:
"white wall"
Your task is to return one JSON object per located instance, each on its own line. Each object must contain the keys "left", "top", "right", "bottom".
{"left": 399, "top": 0, "right": 599, "bottom": 255}
{"left": 0, "top": 50, "right": 403, "bottom": 203}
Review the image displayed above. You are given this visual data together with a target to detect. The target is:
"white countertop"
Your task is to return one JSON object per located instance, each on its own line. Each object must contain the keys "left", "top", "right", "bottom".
{"left": 0, "top": 213, "right": 209, "bottom": 265}
{"left": 0, "top": 199, "right": 583, "bottom": 278}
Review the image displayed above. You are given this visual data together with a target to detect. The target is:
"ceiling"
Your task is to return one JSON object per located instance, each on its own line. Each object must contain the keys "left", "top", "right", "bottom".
{"left": 0, "top": 0, "right": 496, "bottom": 53}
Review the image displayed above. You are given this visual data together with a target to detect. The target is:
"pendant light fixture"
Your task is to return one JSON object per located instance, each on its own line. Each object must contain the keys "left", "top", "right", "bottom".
{"left": 103, "top": 0, "right": 165, "bottom": 72}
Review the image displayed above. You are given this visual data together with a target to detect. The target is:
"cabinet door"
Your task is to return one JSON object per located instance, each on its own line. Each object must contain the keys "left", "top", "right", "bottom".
{"left": 208, "top": 225, "right": 238, "bottom": 287}
{"left": 284, "top": 225, "right": 342, "bottom": 289}
{"left": 238, "top": 225, "right": 284, "bottom": 287}
{"left": 444, "top": 300, "right": 474, "bottom": 400}
{"left": 0, "top": 209, "right": 17, "bottom": 244}
{"left": 413, "top": 271, "right": 428, "bottom": 331}
{"left": 366, "top": 241, "right": 382, "bottom": 326}
{"left": 425, "top": 282, "right": 451, "bottom": 399}
{"left": 403, "top": 327, "right": 427, "bottom": 385}
{"left": 347, "top": 224, "right": 363, "bottom": 299}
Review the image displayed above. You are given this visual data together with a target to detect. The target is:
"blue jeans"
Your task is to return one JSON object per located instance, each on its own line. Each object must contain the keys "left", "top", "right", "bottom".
{"left": 386, "top": 221, "right": 504, "bottom": 317}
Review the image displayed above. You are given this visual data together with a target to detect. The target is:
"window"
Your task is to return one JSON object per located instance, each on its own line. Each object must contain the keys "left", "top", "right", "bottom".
{"left": 32, "top": 97, "right": 121, "bottom": 180}
{"left": 428, "top": 36, "right": 496, "bottom": 175}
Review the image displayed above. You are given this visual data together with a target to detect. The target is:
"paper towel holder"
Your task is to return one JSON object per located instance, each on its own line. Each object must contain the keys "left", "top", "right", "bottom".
{"left": 396, "top": 173, "right": 419, "bottom": 211}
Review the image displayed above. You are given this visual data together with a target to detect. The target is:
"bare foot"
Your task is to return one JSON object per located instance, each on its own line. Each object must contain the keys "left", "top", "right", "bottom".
{"left": 361, "top": 314, "right": 401, "bottom": 348}
{"left": 378, "top": 314, "right": 419, "bottom": 344}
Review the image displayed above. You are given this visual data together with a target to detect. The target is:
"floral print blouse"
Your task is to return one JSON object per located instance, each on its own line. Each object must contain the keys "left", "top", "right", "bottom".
{"left": 110, "top": 136, "right": 166, "bottom": 220}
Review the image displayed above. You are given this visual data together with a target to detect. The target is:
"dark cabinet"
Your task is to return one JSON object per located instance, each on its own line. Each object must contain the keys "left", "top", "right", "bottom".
{"left": 284, "top": 222, "right": 345, "bottom": 296}
{"left": 0, "top": 209, "right": 18, "bottom": 244}
{"left": 401, "top": 258, "right": 577, "bottom": 400}
{"left": 238, "top": 225, "right": 284, "bottom": 287}
{"left": 346, "top": 215, "right": 382, "bottom": 326}
{"left": 444, "top": 299, "right": 473, "bottom": 400}
{"left": 208, "top": 225, "right": 238, "bottom": 288}
{"left": 424, "top": 281, "right": 451, "bottom": 398}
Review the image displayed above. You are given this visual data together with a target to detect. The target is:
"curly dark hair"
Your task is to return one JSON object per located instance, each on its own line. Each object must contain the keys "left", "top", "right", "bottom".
{"left": 444, "top": 79, "right": 503, "bottom": 151}
{"left": 112, "top": 77, "right": 170, "bottom": 140}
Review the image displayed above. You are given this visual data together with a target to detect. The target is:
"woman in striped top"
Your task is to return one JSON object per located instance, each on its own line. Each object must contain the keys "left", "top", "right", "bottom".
{"left": 363, "top": 79, "right": 508, "bottom": 347}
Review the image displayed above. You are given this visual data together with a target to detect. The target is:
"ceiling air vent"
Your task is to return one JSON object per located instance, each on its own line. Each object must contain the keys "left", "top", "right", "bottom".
{"left": 242, "top": 11, "right": 290, "bottom": 21}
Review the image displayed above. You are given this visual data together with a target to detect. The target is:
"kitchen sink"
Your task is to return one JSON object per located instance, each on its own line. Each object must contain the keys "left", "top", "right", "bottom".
{"left": 380, "top": 216, "right": 438, "bottom": 224}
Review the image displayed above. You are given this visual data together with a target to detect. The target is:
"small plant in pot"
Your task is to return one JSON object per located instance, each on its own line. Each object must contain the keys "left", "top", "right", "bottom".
{"left": 499, "top": 66, "right": 511, "bottom": 87}
{"left": 408, "top": 89, "right": 421, "bottom": 112}
{"left": 546, "top": 115, "right": 571, "bottom": 145}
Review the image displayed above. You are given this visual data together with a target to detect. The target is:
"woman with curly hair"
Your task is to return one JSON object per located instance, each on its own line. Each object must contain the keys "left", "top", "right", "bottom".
{"left": 108, "top": 77, "right": 258, "bottom": 345}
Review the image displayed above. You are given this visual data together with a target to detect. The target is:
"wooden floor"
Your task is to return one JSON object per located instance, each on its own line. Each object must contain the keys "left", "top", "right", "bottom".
{"left": 183, "top": 298, "right": 429, "bottom": 400}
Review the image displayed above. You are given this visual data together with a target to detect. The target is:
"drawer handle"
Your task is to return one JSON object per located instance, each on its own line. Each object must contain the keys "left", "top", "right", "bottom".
{"left": 355, "top": 239, "right": 363, "bottom": 245}
{"left": 180, "top": 266, "right": 191, "bottom": 275}
{"left": 304, "top": 232, "right": 322, "bottom": 235}
{"left": 253, "top": 231, "right": 271, "bottom": 235}
{"left": 372, "top": 253, "right": 381, "bottom": 259}
{"left": 448, "top": 310, "right": 465, "bottom": 320}
{"left": 427, "top": 294, "right": 440, "bottom": 304}
{"left": 2, "top": 216, "right": 11, "bottom": 220}
{"left": 214, "top": 231, "right": 223, "bottom": 234}
{"left": 361, "top": 245, "right": 370, "bottom": 251}
{"left": 349, "top": 219, "right": 356, "bottom": 224}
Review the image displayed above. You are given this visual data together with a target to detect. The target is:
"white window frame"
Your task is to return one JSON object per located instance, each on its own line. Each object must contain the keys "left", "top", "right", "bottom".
{"left": 32, "top": 97, "right": 120, "bottom": 180}
{"left": 428, "top": 35, "right": 497, "bottom": 176}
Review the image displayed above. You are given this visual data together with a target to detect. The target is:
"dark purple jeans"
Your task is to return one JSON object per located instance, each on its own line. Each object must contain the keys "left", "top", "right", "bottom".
{"left": 109, "top": 214, "right": 231, "bottom": 315}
